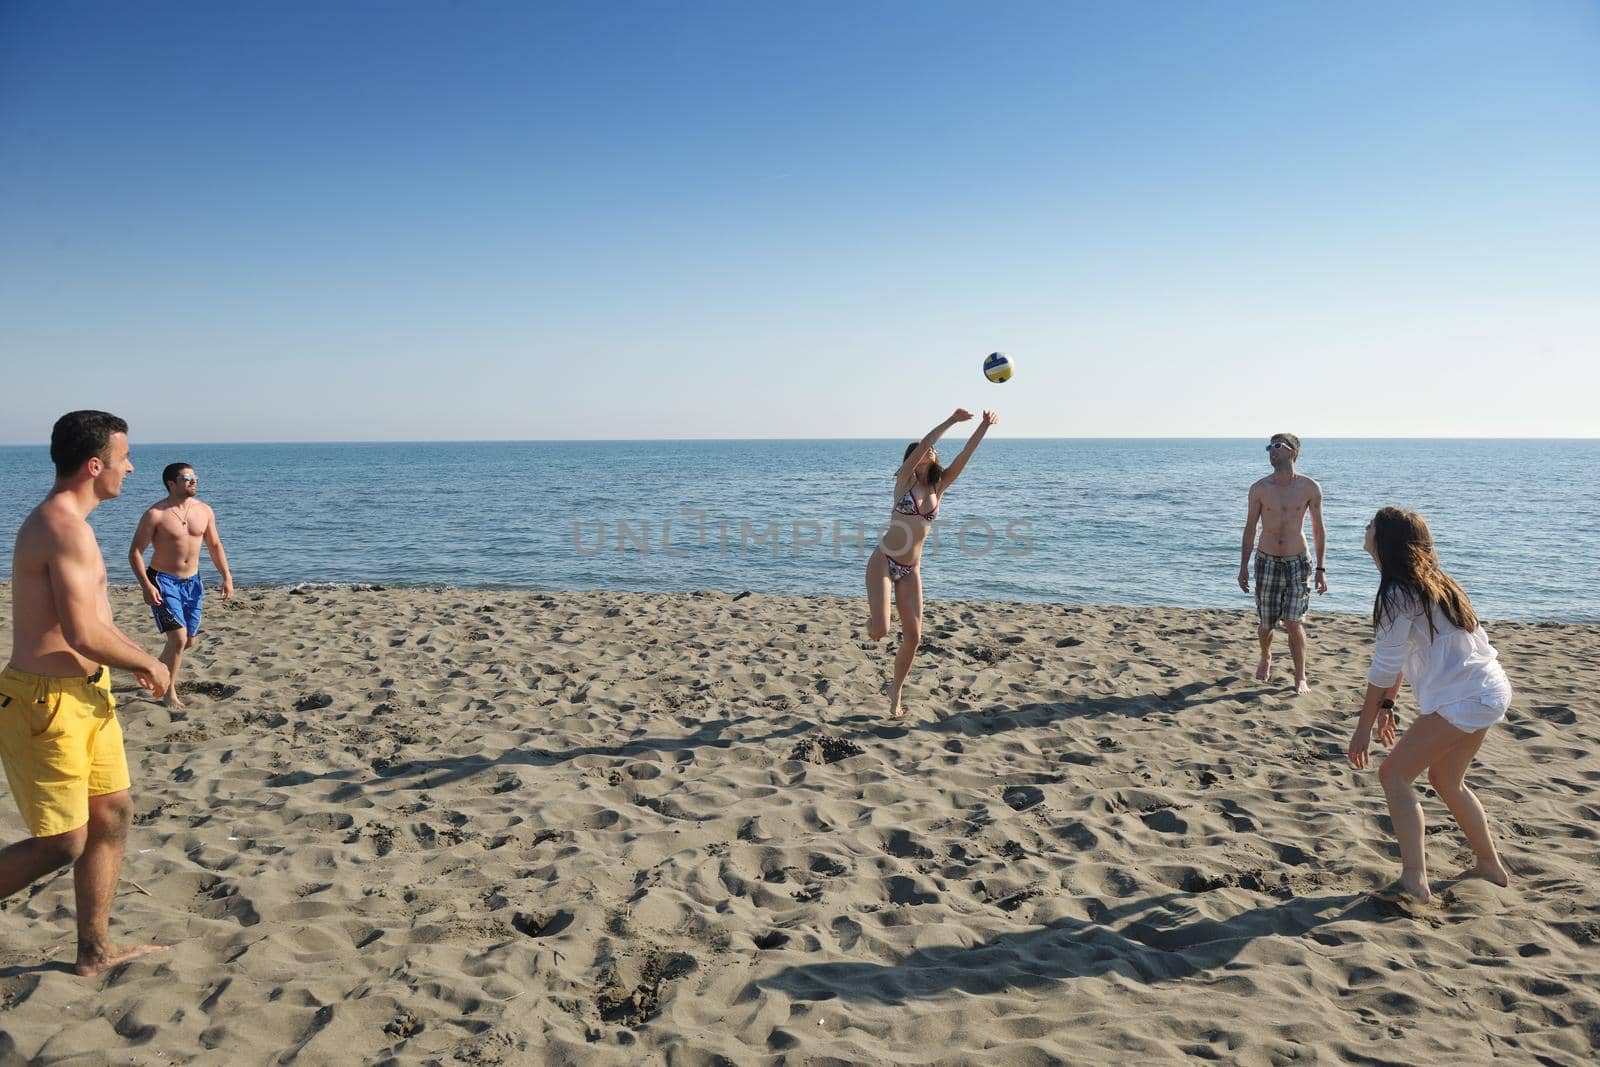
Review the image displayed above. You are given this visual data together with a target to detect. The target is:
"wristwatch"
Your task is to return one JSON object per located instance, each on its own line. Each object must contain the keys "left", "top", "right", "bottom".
{"left": 1379, "top": 699, "right": 1395, "bottom": 710}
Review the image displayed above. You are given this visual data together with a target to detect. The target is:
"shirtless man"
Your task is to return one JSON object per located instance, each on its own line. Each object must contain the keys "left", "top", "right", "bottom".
{"left": 129, "top": 462, "right": 233, "bottom": 709}
{"left": 1238, "top": 432, "right": 1327, "bottom": 694}
{"left": 0, "top": 411, "right": 170, "bottom": 976}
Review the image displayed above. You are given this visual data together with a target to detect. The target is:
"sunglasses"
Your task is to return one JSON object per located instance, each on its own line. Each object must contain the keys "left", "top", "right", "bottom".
{"left": 1266, "top": 442, "right": 1295, "bottom": 452}
{"left": 180, "top": 476, "right": 197, "bottom": 484}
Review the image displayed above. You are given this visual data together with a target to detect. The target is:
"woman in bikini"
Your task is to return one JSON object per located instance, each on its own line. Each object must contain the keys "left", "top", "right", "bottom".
{"left": 866, "top": 407, "right": 998, "bottom": 718}
{"left": 1347, "top": 506, "right": 1514, "bottom": 904}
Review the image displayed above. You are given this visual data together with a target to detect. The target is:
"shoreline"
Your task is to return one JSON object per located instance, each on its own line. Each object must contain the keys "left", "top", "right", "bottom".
{"left": 0, "top": 586, "right": 1595, "bottom": 1062}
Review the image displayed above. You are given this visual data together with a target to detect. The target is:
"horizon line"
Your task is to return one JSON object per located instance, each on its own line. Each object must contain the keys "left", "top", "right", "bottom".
{"left": 1, "top": 434, "right": 1597, "bottom": 448}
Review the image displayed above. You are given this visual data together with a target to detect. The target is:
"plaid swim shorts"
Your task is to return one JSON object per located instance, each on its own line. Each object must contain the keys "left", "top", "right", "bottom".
{"left": 1255, "top": 552, "right": 1311, "bottom": 630}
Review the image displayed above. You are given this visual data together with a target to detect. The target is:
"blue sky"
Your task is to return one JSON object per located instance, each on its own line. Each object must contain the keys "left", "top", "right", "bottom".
{"left": 2, "top": 1, "right": 1596, "bottom": 442}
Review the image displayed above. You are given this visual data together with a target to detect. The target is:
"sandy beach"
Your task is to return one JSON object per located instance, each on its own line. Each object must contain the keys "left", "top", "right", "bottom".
{"left": 1, "top": 583, "right": 1596, "bottom": 1065}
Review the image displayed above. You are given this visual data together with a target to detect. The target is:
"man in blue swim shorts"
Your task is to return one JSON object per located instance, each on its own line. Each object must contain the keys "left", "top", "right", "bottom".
{"left": 129, "top": 463, "right": 235, "bottom": 708}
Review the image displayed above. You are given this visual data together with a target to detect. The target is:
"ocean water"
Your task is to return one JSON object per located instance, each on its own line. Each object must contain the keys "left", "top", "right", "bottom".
{"left": 1, "top": 439, "right": 1594, "bottom": 622}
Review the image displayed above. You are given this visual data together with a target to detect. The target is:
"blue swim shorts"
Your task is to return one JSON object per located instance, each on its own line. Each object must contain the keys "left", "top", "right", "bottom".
{"left": 148, "top": 568, "right": 205, "bottom": 637}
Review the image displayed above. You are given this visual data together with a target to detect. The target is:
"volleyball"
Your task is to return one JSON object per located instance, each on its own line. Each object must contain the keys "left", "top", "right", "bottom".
{"left": 983, "top": 352, "right": 1013, "bottom": 383}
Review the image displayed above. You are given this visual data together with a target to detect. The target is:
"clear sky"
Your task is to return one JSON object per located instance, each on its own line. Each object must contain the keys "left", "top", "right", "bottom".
{"left": 2, "top": 1, "right": 1596, "bottom": 442}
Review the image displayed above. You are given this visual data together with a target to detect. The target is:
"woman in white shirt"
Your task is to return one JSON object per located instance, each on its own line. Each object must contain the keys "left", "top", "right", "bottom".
{"left": 1347, "top": 506, "right": 1514, "bottom": 904}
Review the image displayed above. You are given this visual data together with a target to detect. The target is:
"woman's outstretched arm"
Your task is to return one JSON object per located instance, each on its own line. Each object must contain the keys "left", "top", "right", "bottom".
{"left": 934, "top": 410, "right": 998, "bottom": 489}
{"left": 896, "top": 408, "right": 972, "bottom": 487}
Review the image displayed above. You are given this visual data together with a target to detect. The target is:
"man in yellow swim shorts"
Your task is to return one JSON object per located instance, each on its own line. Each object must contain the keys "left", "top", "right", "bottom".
{"left": 1, "top": 411, "right": 171, "bottom": 977}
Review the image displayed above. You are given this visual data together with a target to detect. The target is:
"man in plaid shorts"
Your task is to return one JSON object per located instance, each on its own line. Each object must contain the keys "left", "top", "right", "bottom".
{"left": 1238, "top": 433, "right": 1327, "bottom": 694}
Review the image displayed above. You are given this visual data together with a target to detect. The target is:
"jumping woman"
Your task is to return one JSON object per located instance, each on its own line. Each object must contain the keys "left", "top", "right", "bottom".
{"left": 866, "top": 407, "right": 997, "bottom": 718}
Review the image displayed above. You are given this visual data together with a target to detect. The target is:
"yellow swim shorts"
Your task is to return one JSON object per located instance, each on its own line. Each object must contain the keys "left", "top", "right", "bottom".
{"left": 0, "top": 664, "right": 130, "bottom": 838}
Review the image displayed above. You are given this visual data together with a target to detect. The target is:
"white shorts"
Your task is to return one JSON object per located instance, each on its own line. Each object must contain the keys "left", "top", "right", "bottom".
{"left": 1429, "top": 698, "right": 1507, "bottom": 732}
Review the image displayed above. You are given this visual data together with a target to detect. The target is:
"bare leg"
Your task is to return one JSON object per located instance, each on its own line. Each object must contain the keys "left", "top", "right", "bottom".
{"left": 888, "top": 570, "right": 923, "bottom": 719}
{"left": 72, "top": 790, "right": 166, "bottom": 977}
{"left": 1377, "top": 713, "right": 1471, "bottom": 903}
{"left": 159, "top": 629, "right": 187, "bottom": 708}
{"left": 1255, "top": 626, "right": 1273, "bottom": 680}
{"left": 0, "top": 828, "right": 86, "bottom": 900}
{"left": 1426, "top": 728, "right": 1509, "bottom": 886}
{"left": 864, "top": 549, "right": 892, "bottom": 643}
{"left": 1284, "top": 620, "right": 1309, "bottom": 694}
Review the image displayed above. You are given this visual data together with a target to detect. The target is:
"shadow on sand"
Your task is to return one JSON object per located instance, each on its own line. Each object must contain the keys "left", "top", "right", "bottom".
{"left": 754, "top": 891, "right": 1378, "bottom": 1005}
{"left": 829, "top": 676, "right": 1278, "bottom": 739}
{"left": 282, "top": 678, "right": 1275, "bottom": 798}
{"left": 289, "top": 713, "right": 819, "bottom": 797}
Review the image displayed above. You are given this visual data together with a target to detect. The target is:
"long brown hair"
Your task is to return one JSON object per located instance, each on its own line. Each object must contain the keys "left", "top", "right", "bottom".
{"left": 903, "top": 441, "right": 944, "bottom": 488}
{"left": 1370, "top": 506, "right": 1478, "bottom": 637}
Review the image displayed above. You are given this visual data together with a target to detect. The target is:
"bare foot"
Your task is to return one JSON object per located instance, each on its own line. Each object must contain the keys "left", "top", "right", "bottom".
{"left": 1371, "top": 872, "right": 1432, "bottom": 906}
{"left": 1293, "top": 676, "right": 1310, "bottom": 696}
{"left": 75, "top": 942, "right": 168, "bottom": 977}
{"left": 162, "top": 690, "right": 185, "bottom": 710}
{"left": 1398, "top": 870, "right": 1432, "bottom": 903}
{"left": 1254, "top": 655, "right": 1271, "bottom": 681}
{"left": 1455, "top": 861, "right": 1511, "bottom": 888}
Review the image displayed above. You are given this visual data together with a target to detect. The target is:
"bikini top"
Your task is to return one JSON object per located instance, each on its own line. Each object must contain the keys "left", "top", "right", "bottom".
{"left": 894, "top": 486, "right": 939, "bottom": 521}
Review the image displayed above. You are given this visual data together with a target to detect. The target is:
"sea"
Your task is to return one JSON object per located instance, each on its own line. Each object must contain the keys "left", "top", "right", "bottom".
{"left": 1, "top": 439, "right": 1594, "bottom": 622}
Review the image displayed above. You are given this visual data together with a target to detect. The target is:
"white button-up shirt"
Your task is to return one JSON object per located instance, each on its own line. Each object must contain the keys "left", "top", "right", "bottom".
{"left": 1367, "top": 592, "right": 1513, "bottom": 715}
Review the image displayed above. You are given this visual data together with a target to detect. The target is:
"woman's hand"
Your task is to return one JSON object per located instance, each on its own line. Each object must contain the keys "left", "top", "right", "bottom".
{"left": 950, "top": 408, "right": 974, "bottom": 423}
{"left": 1347, "top": 727, "right": 1372, "bottom": 769}
{"left": 980, "top": 410, "right": 999, "bottom": 427}
{"left": 1376, "top": 707, "right": 1397, "bottom": 747}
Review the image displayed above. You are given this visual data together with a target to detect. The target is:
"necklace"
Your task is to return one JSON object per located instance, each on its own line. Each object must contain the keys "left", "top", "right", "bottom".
{"left": 175, "top": 502, "right": 192, "bottom": 527}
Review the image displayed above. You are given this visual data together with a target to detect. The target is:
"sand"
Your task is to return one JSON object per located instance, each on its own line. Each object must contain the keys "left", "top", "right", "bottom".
{"left": 1, "top": 584, "right": 1597, "bottom": 1065}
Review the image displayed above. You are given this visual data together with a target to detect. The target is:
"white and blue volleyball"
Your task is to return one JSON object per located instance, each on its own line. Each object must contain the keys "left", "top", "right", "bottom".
{"left": 983, "top": 351, "right": 1013, "bottom": 383}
